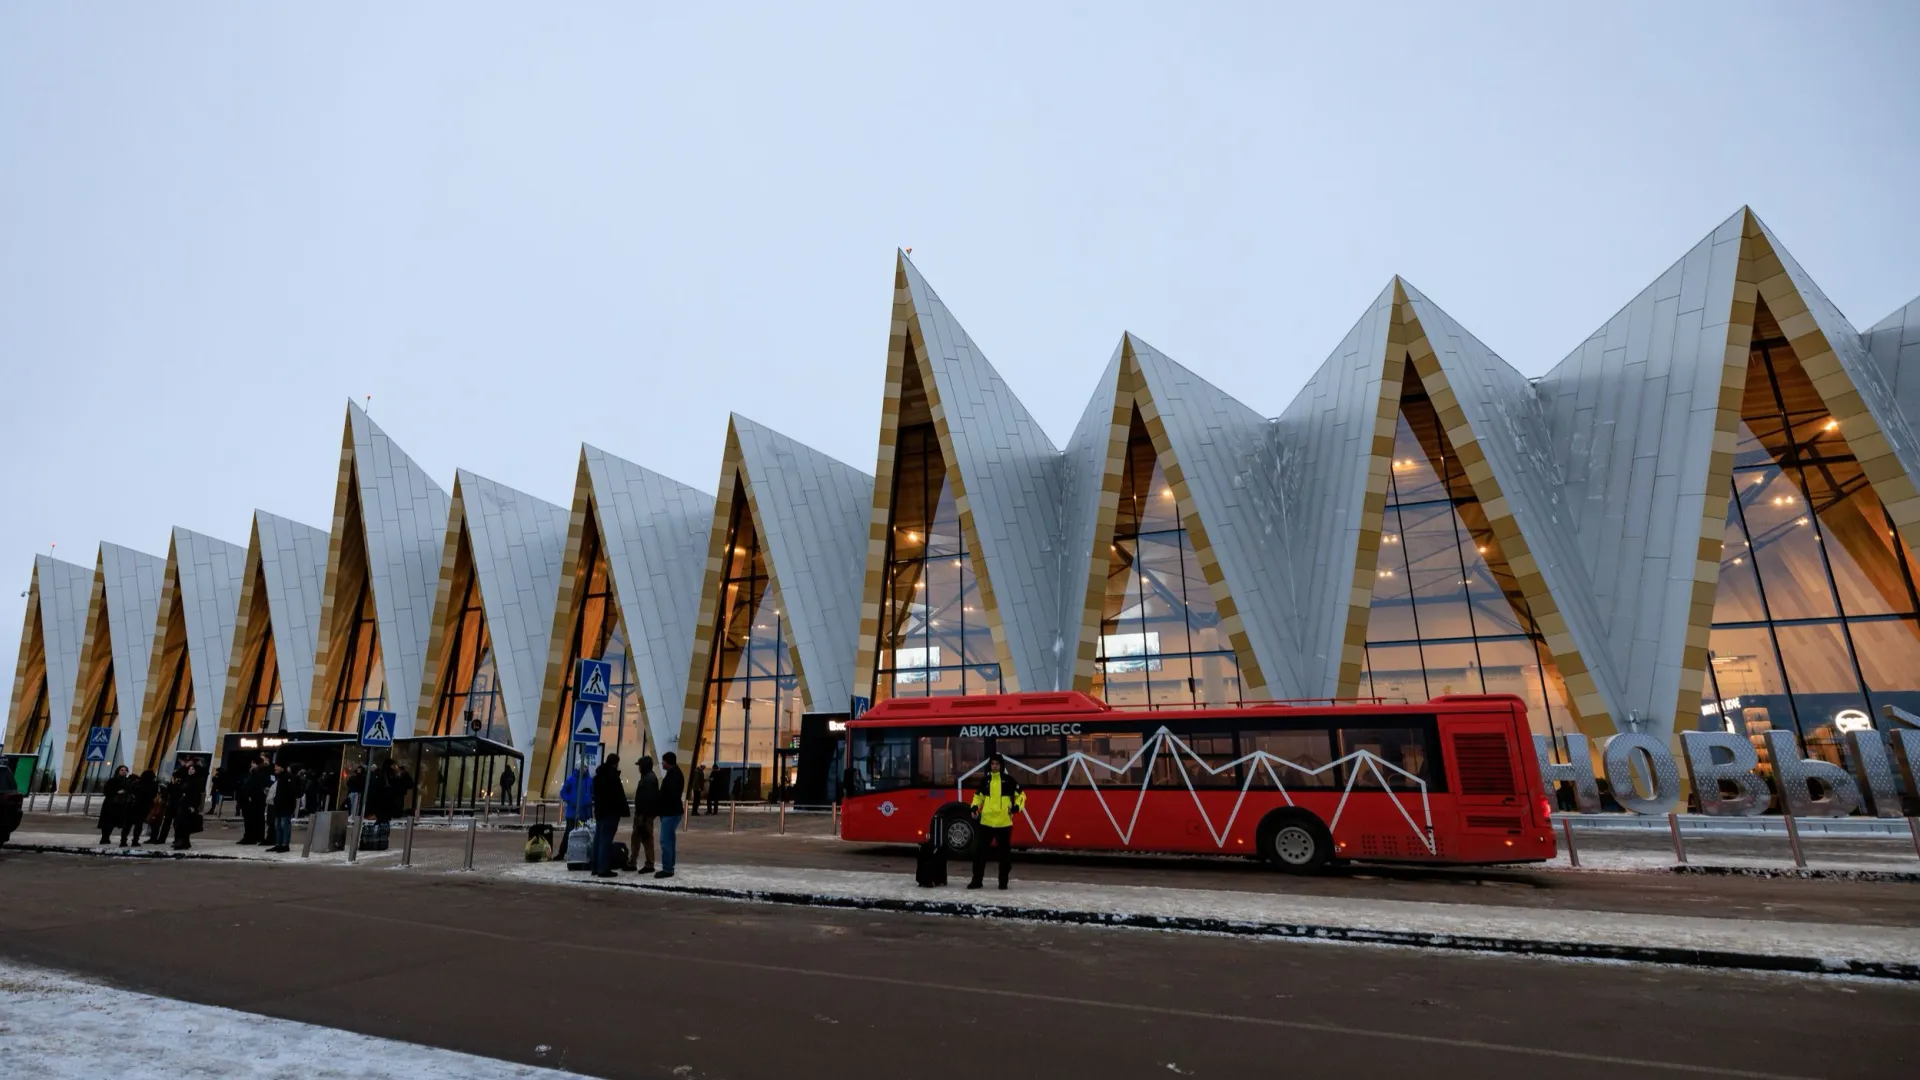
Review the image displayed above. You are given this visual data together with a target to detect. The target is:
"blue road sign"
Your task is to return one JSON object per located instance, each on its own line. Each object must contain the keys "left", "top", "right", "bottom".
{"left": 577, "top": 659, "right": 612, "bottom": 704}
{"left": 360, "top": 710, "right": 396, "bottom": 748}
{"left": 850, "top": 696, "right": 871, "bottom": 720}
{"left": 83, "top": 726, "right": 112, "bottom": 763}
{"left": 571, "top": 699, "right": 603, "bottom": 745}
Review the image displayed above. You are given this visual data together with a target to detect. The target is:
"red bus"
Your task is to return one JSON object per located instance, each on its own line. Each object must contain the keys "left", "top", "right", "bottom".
{"left": 841, "top": 691, "right": 1555, "bottom": 873}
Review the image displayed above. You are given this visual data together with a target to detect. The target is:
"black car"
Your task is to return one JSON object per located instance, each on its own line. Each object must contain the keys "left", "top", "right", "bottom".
{"left": 0, "top": 768, "right": 22, "bottom": 846}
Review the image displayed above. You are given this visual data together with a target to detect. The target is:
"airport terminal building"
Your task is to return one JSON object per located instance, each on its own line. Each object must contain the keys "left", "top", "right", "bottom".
{"left": 8, "top": 207, "right": 1920, "bottom": 802}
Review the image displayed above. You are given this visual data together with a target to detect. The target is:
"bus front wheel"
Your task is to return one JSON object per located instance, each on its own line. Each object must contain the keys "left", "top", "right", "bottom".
{"left": 1260, "top": 811, "right": 1333, "bottom": 874}
{"left": 937, "top": 813, "right": 978, "bottom": 857}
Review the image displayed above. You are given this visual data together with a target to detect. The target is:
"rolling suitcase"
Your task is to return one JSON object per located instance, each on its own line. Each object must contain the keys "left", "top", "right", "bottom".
{"left": 915, "top": 839, "right": 947, "bottom": 887}
{"left": 565, "top": 822, "right": 596, "bottom": 871}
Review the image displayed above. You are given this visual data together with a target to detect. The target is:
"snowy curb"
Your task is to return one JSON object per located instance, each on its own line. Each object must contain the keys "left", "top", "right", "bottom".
{"left": 1669, "top": 863, "right": 1920, "bottom": 884}
{"left": 552, "top": 872, "right": 1920, "bottom": 982}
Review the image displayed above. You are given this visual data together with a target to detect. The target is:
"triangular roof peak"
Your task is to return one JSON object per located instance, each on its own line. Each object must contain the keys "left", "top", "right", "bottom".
{"left": 307, "top": 402, "right": 449, "bottom": 735}
{"left": 132, "top": 527, "right": 245, "bottom": 769}
{"left": 414, "top": 468, "right": 569, "bottom": 752}
{"left": 6, "top": 554, "right": 93, "bottom": 777}
{"left": 854, "top": 251, "right": 1066, "bottom": 693}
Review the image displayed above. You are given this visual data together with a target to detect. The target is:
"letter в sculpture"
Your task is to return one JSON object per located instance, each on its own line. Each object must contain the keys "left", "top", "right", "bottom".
{"left": 1680, "top": 731, "right": 1770, "bottom": 816}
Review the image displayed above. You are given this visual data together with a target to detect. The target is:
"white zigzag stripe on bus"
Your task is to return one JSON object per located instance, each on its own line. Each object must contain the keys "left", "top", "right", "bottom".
{"left": 953, "top": 726, "right": 1436, "bottom": 855}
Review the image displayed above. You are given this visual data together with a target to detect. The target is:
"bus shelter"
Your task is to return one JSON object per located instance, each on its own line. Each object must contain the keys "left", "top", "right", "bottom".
{"left": 392, "top": 735, "right": 522, "bottom": 815}
{"left": 216, "top": 731, "right": 355, "bottom": 808}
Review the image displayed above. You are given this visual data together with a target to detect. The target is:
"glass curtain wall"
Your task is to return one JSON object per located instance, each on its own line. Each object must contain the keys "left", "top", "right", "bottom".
{"left": 235, "top": 631, "right": 284, "bottom": 734}
{"left": 321, "top": 484, "right": 387, "bottom": 732}
{"left": 322, "top": 575, "right": 386, "bottom": 731}
{"left": 1092, "top": 408, "right": 1241, "bottom": 708}
{"left": 11, "top": 677, "right": 50, "bottom": 757}
{"left": 429, "top": 534, "right": 506, "bottom": 743}
{"left": 542, "top": 510, "right": 645, "bottom": 791}
{"left": 695, "top": 488, "right": 800, "bottom": 801}
{"left": 1361, "top": 366, "right": 1572, "bottom": 738}
{"left": 1702, "top": 303, "right": 1920, "bottom": 748}
{"left": 145, "top": 650, "right": 196, "bottom": 771}
{"left": 877, "top": 354, "right": 1000, "bottom": 698}
{"left": 69, "top": 662, "right": 119, "bottom": 791}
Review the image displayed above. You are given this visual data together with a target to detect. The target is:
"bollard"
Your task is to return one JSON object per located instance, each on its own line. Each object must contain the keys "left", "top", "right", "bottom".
{"left": 346, "top": 814, "right": 362, "bottom": 863}
{"left": 301, "top": 814, "right": 316, "bottom": 859}
{"left": 1908, "top": 817, "right": 1920, "bottom": 862}
{"left": 729, "top": 799, "right": 736, "bottom": 833}
{"left": 1560, "top": 817, "right": 1580, "bottom": 868}
{"left": 1666, "top": 812, "right": 1688, "bottom": 865}
{"left": 65, "top": 790, "right": 75, "bottom": 814}
{"left": 1783, "top": 812, "right": 1807, "bottom": 869}
{"left": 462, "top": 814, "right": 478, "bottom": 871}
{"left": 778, "top": 800, "right": 787, "bottom": 835}
{"left": 84, "top": 793, "right": 93, "bottom": 818}
{"left": 832, "top": 801, "right": 839, "bottom": 837}
{"left": 400, "top": 816, "right": 417, "bottom": 868}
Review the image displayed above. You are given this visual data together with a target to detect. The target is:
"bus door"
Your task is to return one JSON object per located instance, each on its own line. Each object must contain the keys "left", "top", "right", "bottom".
{"left": 1443, "top": 716, "right": 1527, "bottom": 841}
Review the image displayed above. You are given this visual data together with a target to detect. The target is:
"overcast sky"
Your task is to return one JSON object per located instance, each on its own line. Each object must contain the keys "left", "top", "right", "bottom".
{"left": 2, "top": 3, "right": 1917, "bottom": 705}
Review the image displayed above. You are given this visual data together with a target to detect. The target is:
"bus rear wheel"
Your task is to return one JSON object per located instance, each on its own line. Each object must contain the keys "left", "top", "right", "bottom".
{"left": 1260, "top": 811, "right": 1333, "bottom": 874}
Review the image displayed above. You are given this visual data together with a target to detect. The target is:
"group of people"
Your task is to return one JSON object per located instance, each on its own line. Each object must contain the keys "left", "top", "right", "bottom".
{"left": 558, "top": 751, "right": 687, "bottom": 879}
{"left": 683, "top": 763, "right": 750, "bottom": 816}
{"left": 94, "top": 760, "right": 208, "bottom": 851}
{"left": 227, "top": 755, "right": 354, "bottom": 852}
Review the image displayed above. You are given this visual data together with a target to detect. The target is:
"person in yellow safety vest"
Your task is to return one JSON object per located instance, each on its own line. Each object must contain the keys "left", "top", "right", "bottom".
{"left": 968, "top": 755, "right": 1026, "bottom": 890}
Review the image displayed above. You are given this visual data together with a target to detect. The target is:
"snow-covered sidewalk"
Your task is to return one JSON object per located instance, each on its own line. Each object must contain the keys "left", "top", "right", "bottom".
{"left": 3, "top": 830, "right": 399, "bottom": 865}
{"left": 497, "top": 859, "right": 1920, "bottom": 978}
{"left": 0, "top": 959, "right": 575, "bottom": 1079}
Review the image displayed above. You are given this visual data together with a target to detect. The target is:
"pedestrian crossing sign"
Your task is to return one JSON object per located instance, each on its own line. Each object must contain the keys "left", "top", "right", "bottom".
{"left": 577, "top": 659, "right": 612, "bottom": 704}
{"left": 571, "top": 699, "right": 603, "bottom": 745}
{"left": 84, "top": 726, "right": 112, "bottom": 763}
{"left": 360, "top": 709, "right": 396, "bottom": 748}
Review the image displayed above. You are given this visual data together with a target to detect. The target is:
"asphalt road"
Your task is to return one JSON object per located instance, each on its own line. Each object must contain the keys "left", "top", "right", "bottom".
{"left": 2, "top": 850, "right": 1915, "bottom": 1079}
{"left": 21, "top": 809, "right": 1920, "bottom": 926}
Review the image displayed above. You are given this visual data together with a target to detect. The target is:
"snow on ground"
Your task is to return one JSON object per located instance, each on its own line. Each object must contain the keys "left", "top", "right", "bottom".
{"left": 497, "top": 859, "right": 1920, "bottom": 967}
{"left": 1537, "top": 847, "right": 1918, "bottom": 875}
{"left": 4, "top": 831, "right": 399, "bottom": 865}
{"left": 0, "top": 959, "right": 575, "bottom": 1079}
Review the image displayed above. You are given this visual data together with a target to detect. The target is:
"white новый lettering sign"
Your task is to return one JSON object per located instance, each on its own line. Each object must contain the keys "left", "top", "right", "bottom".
{"left": 1534, "top": 727, "right": 1918, "bottom": 818}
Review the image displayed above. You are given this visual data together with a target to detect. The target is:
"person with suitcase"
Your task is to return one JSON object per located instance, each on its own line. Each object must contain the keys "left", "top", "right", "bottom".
{"left": 967, "top": 755, "right": 1025, "bottom": 891}
{"left": 591, "top": 754, "right": 629, "bottom": 878}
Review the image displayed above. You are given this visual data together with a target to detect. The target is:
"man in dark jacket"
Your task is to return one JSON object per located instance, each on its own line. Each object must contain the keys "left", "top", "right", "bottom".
{"left": 239, "top": 758, "right": 272, "bottom": 844}
{"left": 99, "top": 765, "right": 132, "bottom": 846}
{"left": 626, "top": 756, "right": 659, "bottom": 872}
{"left": 590, "top": 754, "right": 629, "bottom": 878}
{"left": 654, "top": 751, "right": 685, "bottom": 879}
{"left": 268, "top": 762, "right": 301, "bottom": 852}
{"left": 131, "top": 769, "right": 160, "bottom": 847}
{"left": 170, "top": 762, "right": 204, "bottom": 851}
{"left": 499, "top": 763, "right": 518, "bottom": 810}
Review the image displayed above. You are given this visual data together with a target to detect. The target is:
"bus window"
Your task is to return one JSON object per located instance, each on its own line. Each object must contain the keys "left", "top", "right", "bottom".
{"left": 1065, "top": 731, "right": 1145, "bottom": 786}
{"left": 1244, "top": 729, "right": 1339, "bottom": 789}
{"left": 1338, "top": 726, "right": 1436, "bottom": 790}
{"left": 848, "top": 729, "right": 914, "bottom": 794}
{"left": 917, "top": 735, "right": 985, "bottom": 787}
{"left": 1151, "top": 732, "right": 1239, "bottom": 789}
{"left": 992, "top": 736, "right": 1064, "bottom": 775}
